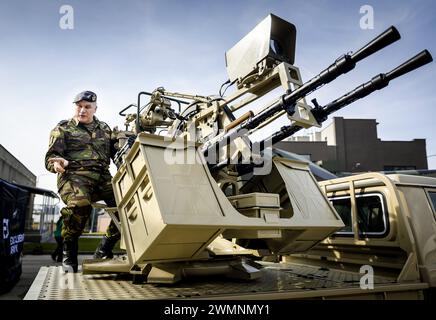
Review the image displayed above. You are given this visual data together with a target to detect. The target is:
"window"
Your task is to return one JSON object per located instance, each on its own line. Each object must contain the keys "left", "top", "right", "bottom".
{"left": 427, "top": 191, "right": 436, "bottom": 220}
{"left": 331, "top": 198, "right": 352, "bottom": 233}
{"left": 330, "top": 193, "right": 389, "bottom": 237}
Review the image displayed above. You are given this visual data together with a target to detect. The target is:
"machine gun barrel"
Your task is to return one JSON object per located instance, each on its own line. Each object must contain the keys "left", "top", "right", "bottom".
{"left": 204, "top": 26, "right": 400, "bottom": 158}
{"left": 260, "top": 49, "right": 433, "bottom": 152}
{"left": 321, "top": 49, "right": 433, "bottom": 117}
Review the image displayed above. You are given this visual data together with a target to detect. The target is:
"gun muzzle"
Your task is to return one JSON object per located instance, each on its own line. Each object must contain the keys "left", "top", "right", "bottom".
{"left": 351, "top": 26, "right": 401, "bottom": 63}
{"left": 385, "top": 49, "right": 433, "bottom": 81}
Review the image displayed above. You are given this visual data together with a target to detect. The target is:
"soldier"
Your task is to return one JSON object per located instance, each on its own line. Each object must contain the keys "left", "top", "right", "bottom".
{"left": 45, "top": 90, "right": 121, "bottom": 272}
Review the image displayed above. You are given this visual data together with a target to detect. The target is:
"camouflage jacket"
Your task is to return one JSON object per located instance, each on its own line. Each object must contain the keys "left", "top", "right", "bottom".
{"left": 45, "top": 117, "right": 117, "bottom": 173}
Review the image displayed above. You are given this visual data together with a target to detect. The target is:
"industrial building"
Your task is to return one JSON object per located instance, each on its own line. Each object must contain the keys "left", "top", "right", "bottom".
{"left": 275, "top": 117, "right": 428, "bottom": 174}
{"left": 0, "top": 144, "right": 36, "bottom": 187}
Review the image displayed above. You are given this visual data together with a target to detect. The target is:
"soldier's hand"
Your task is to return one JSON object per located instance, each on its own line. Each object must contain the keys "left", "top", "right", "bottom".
{"left": 48, "top": 157, "right": 69, "bottom": 173}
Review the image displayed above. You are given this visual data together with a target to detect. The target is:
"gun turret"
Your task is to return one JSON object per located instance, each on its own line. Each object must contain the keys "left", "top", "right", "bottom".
{"left": 204, "top": 26, "right": 407, "bottom": 171}
{"left": 85, "top": 14, "right": 433, "bottom": 284}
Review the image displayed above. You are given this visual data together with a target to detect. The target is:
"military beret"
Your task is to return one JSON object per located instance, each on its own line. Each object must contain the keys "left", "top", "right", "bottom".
{"left": 73, "top": 90, "right": 97, "bottom": 103}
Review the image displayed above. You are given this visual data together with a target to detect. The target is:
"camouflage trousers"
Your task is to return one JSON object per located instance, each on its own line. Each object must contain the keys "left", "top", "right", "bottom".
{"left": 58, "top": 170, "right": 121, "bottom": 242}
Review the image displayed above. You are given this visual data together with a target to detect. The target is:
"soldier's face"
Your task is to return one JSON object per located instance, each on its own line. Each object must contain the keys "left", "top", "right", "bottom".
{"left": 75, "top": 101, "right": 97, "bottom": 124}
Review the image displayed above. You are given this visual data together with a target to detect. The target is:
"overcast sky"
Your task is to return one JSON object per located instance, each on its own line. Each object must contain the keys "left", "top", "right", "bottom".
{"left": 0, "top": 0, "right": 435, "bottom": 192}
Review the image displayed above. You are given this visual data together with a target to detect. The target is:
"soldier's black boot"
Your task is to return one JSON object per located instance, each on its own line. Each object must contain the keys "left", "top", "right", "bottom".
{"left": 62, "top": 238, "right": 78, "bottom": 273}
{"left": 93, "top": 236, "right": 117, "bottom": 259}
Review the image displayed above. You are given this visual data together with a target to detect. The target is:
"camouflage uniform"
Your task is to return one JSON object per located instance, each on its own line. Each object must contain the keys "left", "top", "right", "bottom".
{"left": 45, "top": 117, "right": 120, "bottom": 242}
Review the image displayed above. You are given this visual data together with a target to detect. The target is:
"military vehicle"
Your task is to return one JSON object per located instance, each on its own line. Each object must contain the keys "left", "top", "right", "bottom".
{"left": 25, "top": 14, "right": 435, "bottom": 299}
